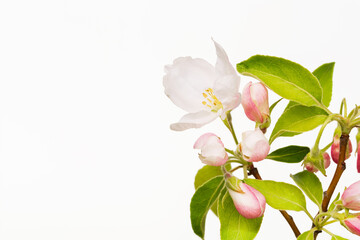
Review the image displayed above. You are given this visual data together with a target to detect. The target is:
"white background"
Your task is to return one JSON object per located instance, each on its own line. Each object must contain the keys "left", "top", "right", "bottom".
{"left": 0, "top": 0, "right": 359, "bottom": 239}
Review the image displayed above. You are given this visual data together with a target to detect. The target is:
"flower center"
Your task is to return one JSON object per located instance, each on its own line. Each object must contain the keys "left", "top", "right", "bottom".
{"left": 201, "top": 88, "right": 223, "bottom": 112}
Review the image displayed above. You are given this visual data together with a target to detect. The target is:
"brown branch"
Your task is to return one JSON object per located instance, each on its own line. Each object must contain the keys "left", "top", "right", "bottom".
{"left": 248, "top": 164, "right": 301, "bottom": 238}
{"left": 321, "top": 134, "right": 349, "bottom": 212}
{"left": 313, "top": 134, "right": 349, "bottom": 239}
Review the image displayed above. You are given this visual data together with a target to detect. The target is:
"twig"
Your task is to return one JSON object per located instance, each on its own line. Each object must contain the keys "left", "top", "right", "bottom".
{"left": 248, "top": 164, "right": 301, "bottom": 238}
{"left": 313, "top": 134, "right": 349, "bottom": 239}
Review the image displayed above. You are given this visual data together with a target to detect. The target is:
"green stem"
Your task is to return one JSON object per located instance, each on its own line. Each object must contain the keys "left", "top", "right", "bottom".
{"left": 223, "top": 112, "right": 239, "bottom": 145}
{"left": 243, "top": 164, "right": 248, "bottom": 179}
{"left": 226, "top": 160, "right": 243, "bottom": 164}
{"left": 314, "top": 212, "right": 331, "bottom": 224}
{"left": 322, "top": 220, "right": 337, "bottom": 226}
{"left": 304, "top": 209, "right": 315, "bottom": 222}
{"left": 322, "top": 228, "right": 336, "bottom": 237}
{"left": 314, "top": 114, "right": 336, "bottom": 150}
{"left": 225, "top": 148, "right": 235, "bottom": 155}
{"left": 321, "top": 141, "right": 333, "bottom": 152}
{"left": 230, "top": 165, "right": 243, "bottom": 173}
{"left": 340, "top": 98, "right": 347, "bottom": 118}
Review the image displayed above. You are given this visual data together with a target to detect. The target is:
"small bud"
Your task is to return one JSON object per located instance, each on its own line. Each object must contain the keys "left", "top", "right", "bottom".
{"left": 227, "top": 181, "right": 266, "bottom": 219}
{"left": 304, "top": 152, "right": 331, "bottom": 173}
{"left": 344, "top": 216, "right": 360, "bottom": 236}
{"left": 341, "top": 180, "right": 360, "bottom": 211}
{"left": 193, "top": 133, "right": 228, "bottom": 166}
{"left": 331, "top": 134, "right": 352, "bottom": 164}
{"left": 240, "top": 129, "right": 270, "bottom": 162}
{"left": 241, "top": 82, "right": 269, "bottom": 124}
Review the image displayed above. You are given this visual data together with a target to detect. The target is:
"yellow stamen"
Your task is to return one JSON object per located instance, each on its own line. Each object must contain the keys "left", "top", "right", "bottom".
{"left": 201, "top": 88, "right": 223, "bottom": 112}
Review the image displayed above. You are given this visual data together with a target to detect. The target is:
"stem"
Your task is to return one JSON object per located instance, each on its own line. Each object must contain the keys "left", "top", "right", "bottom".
{"left": 304, "top": 209, "right": 315, "bottom": 221}
{"left": 322, "top": 228, "right": 336, "bottom": 237}
{"left": 340, "top": 98, "right": 347, "bottom": 118}
{"left": 321, "top": 134, "right": 349, "bottom": 212}
{"left": 314, "top": 134, "right": 350, "bottom": 240}
{"left": 248, "top": 164, "right": 301, "bottom": 237}
{"left": 223, "top": 113, "right": 238, "bottom": 145}
{"left": 243, "top": 164, "right": 248, "bottom": 179}
{"left": 230, "top": 165, "right": 243, "bottom": 173}
{"left": 225, "top": 148, "right": 235, "bottom": 155}
{"left": 322, "top": 219, "right": 337, "bottom": 226}
{"left": 314, "top": 114, "right": 335, "bottom": 149}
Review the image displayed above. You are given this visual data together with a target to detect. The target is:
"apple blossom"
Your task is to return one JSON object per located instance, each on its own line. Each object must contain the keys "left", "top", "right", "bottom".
{"left": 344, "top": 216, "right": 360, "bottom": 236}
{"left": 240, "top": 129, "right": 270, "bottom": 162}
{"left": 241, "top": 82, "right": 269, "bottom": 124}
{"left": 341, "top": 180, "right": 360, "bottom": 211}
{"left": 331, "top": 134, "right": 352, "bottom": 164}
{"left": 163, "top": 40, "right": 241, "bottom": 131}
{"left": 193, "top": 133, "right": 228, "bottom": 166}
{"left": 227, "top": 180, "right": 266, "bottom": 219}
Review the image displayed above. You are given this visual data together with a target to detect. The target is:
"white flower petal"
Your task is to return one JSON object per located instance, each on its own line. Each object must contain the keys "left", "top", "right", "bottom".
{"left": 170, "top": 111, "right": 218, "bottom": 131}
{"left": 213, "top": 39, "right": 240, "bottom": 91}
{"left": 212, "top": 40, "right": 241, "bottom": 111}
{"left": 213, "top": 39, "right": 237, "bottom": 78}
{"left": 163, "top": 57, "right": 216, "bottom": 113}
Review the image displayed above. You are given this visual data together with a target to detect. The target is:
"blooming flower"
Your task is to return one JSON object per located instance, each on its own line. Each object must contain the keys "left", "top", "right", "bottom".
{"left": 344, "top": 216, "right": 360, "bottom": 236}
{"left": 163, "top": 40, "right": 241, "bottom": 131}
{"left": 331, "top": 135, "right": 352, "bottom": 164}
{"left": 228, "top": 181, "right": 266, "bottom": 219}
{"left": 341, "top": 180, "right": 360, "bottom": 211}
{"left": 193, "top": 133, "right": 228, "bottom": 166}
{"left": 241, "top": 82, "right": 269, "bottom": 124}
{"left": 305, "top": 152, "right": 331, "bottom": 173}
{"left": 240, "top": 129, "right": 270, "bottom": 162}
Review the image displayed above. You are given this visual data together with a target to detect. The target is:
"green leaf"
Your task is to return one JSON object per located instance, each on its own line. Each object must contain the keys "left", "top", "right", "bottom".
{"left": 269, "top": 63, "right": 333, "bottom": 141}
{"left": 195, "top": 165, "right": 223, "bottom": 189}
{"left": 291, "top": 171, "right": 323, "bottom": 207}
{"left": 269, "top": 98, "right": 283, "bottom": 115}
{"left": 297, "top": 230, "right": 314, "bottom": 240}
{"left": 313, "top": 62, "right": 335, "bottom": 107}
{"left": 267, "top": 145, "right": 310, "bottom": 163}
{"left": 270, "top": 103, "right": 328, "bottom": 143}
{"left": 244, "top": 179, "right": 307, "bottom": 211}
{"left": 331, "top": 235, "right": 348, "bottom": 240}
{"left": 194, "top": 165, "right": 225, "bottom": 215}
{"left": 190, "top": 176, "right": 225, "bottom": 239}
{"left": 218, "top": 193, "right": 263, "bottom": 240}
{"left": 237, "top": 55, "right": 323, "bottom": 107}
{"left": 329, "top": 193, "right": 340, "bottom": 212}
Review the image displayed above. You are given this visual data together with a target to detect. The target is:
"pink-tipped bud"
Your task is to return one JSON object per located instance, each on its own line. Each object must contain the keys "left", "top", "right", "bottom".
{"left": 341, "top": 180, "right": 360, "bottom": 211}
{"left": 305, "top": 152, "right": 331, "bottom": 173}
{"left": 240, "top": 129, "right": 270, "bottom": 162}
{"left": 193, "top": 133, "right": 228, "bottom": 166}
{"left": 344, "top": 216, "right": 360, "bottom": 236}
{"left": 228, "top": 182, "right": 266, "bottom": 219}
{"left": 331, "top": 135, "right": 352, "bottom": 164}
{"left": 241, "top": 82, "right": 269, "bottom": 124}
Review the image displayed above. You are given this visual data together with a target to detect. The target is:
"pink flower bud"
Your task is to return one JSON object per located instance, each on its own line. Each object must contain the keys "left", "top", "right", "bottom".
{"left": 331, "top": 135, "right": 352, "bottom": 164}
{"left": 241, "top": 82, "right": 269, "bottom": 123}
{"left": 228, "top": 182, "right": 266, "bottom": 219}
{"left": 305, "top": 152, "right": 331, "bottom": 173}
{"left": 344, "top": 216, "right": 360, "bottom": 236}
{"left": 341, "top": 180, "right": 360, "bottom": 211}
{"left": 240, "top": 129, "right": 270, "bottom": 162}
{"left": 193, "top": 133, "right": 228, "bottom": 166}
